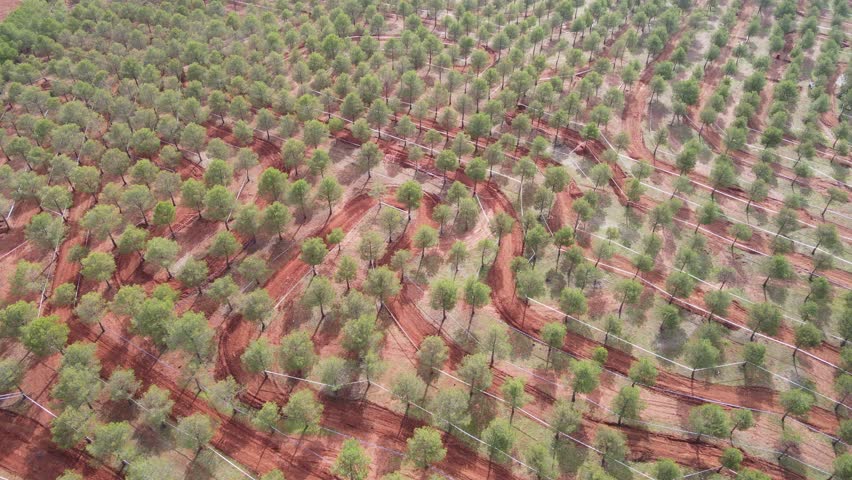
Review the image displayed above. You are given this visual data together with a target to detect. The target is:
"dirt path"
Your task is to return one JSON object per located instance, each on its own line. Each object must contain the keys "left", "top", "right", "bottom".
{"left": 821, "top": 62, "right": 847, "bottom": 131}
{"left": 262, "top": 193, "right": 377, "bottom": 300}
{"left": 622, "top": 7, "right": 696, "bottom": 161}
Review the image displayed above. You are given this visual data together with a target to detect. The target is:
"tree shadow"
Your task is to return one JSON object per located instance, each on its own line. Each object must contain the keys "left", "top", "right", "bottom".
{"left": 508, "top": 328, "right": 535, "bottom": 362}
{"left": 765, "top": 283, "right": 789, "bottom": 304}
{"left": 546, "top": 269, "right": 567, "bottom": 298}
{"left": 655, "top": 325, "right": 688, "bottom": 360}
{"left": 554, "top": 439, "right": 588, "bottom": 476}
{"left": 467, "top": 392, "right": 498, "bottom": 435}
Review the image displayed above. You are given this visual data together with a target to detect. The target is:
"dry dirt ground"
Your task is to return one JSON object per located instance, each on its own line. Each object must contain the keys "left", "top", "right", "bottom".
{"left": 0, "top": 0, "right": 19, "bottom": 20}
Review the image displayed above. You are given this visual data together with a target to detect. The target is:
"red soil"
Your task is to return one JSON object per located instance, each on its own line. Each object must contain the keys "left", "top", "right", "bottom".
{"left": 0, "top": 410, "right": 119, "bottom": 480}
{"left": 262, "top": 193, "right": 378, "bottom": 300}
{"left": 820, "top": 63, "right": 845, "bottom": 131}
{"left": 692, "top": 3, "right": 756, "bottom": 117}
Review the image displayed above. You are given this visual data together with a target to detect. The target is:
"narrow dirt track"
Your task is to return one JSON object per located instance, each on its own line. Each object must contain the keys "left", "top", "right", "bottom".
{"left": 820, "top": 63, "right": 846, "bottom": 131}
{"left": 262, "top": 193, "right": 377, "bottom": 299}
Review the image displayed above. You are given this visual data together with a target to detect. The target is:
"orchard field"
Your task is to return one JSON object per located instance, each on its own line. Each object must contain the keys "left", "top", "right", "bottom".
{"left": 0, "top": 0, "right": 850, "bottom": 478}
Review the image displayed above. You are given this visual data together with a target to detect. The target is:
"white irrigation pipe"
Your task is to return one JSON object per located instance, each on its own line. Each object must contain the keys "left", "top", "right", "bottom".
{"left": 124, "top": 391, "right": 259, "bottom": 479}
{"left": 5, "top": 200, "right": 15, "bottom": 227}
{"left": 725, "top": 123, "right": 852, "bottom": 188}
{"left": 695, "top": 117, "right": 850, "bottom": 189}
{"left": 370, "top": 381, "right": 554, "bottom": 478}
{"left": 434, "top": 367, "right": 657, "bottom": 479}
{"left": 339, "top": 9, "right": 852, "bottom": 448}
{"left": 33, "top": 4, "right": 845, "bottom": 473}
{"left": 382, "top": 302, "right": 420, "bottom": 355}
{"left": 93, "top": 258, "right": 844, "bottom": 454}
{"left": 98, "top": 325, "right": 181, "bottom": 374}
{"left": 265, "top": 370, "right": 355, "bottom": 388}
{"left": 575, "top": 387, "right": 832, "bottom": 475}
{"left": 246, "top": 365, "right": 444, "bottom": 474}
{"left": 37, "top": 249, "right": 59, "bottom": 316}
{"left": 581, "top": 254, "right": 848, "bottom": 369}
{"left": 564, "top": 242, "right": 847, "bottom": 378}
{"left": 0, "top": 240, "right": 27, "bottom": 260}
{"left": 160, "top": 377, "right": 331, "bottom": 461}
{"left": 510, "top": 202, "right": 852, "bottom": 438}
{"left": 527, "top": 295, "right": 693, "bottom": 371}
{"left": 631, "top": 179, "right": 852, "bottom": 290}
{"left": 752, "top": 363, "right": 850, "bottom": 413}
{"left": 207, "top": 447, "right": 257, "bottom": 480}
{"left": 273, "top": 271, "right": 311, "bottom": 309}
{"left": 539, "top": 104, "right": 850, "bottom": 228}
{"left": 745, "top": 140, "right": 852, "bottom": 191}
{"left": 644, "top": 140, "right": 811, "bottom": 199}
{"left": 0, "top": 392, "right": 24, "bottom": 401}
{"left": 378, "top": 201, "right": 406, "bottom": 213}
{"left": 22, "top": 394, "right": 57, "bottom": 419}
